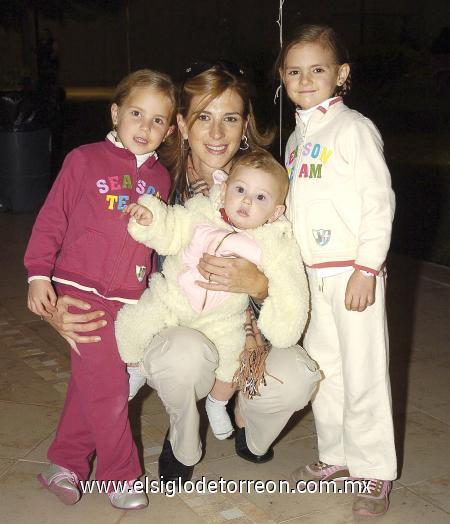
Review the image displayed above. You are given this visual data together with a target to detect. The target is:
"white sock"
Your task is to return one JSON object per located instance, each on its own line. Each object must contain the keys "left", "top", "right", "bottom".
{"left": 205, "top": 393, "right": 234, "bottom": 440}
{"left": 127, "top": 365, "right": 146, "bottom": 400}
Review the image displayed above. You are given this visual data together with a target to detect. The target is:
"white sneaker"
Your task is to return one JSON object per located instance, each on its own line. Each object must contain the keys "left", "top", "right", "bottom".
{"left": 127, "top": 365, "right": 146, "bottom": 400}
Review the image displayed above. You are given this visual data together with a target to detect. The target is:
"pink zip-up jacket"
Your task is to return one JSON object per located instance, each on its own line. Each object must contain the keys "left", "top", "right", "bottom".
{"left": 24, "top": 139, "right": 171, "bottom": 301}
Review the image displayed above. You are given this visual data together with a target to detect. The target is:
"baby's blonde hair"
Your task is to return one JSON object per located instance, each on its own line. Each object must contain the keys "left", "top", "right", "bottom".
{"left": 230, "top": 149, "right": 289, "bottom": 204}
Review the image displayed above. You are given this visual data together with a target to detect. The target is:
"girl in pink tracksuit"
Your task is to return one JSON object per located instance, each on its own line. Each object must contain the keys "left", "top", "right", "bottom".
{"left": 24, "top": 70, "right": 175, "bottom": 509}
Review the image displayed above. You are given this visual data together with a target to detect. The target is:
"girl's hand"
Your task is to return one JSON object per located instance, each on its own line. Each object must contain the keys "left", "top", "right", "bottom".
{"left": 27, "top": 280, "right": 57, "bottom": 317}
{"left": 344, "top": 270, "right": 376, "bottom": 312}
{"left": 196, "top": 254, "right": 269, "bottom": 301}
{"left": 123, "top": 203, "right": 153, "bottom": 225}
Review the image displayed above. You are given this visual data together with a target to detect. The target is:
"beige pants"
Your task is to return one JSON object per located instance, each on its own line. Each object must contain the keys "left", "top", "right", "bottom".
{"left": 304, "top": 270, "right": 397, "bottom": 480}
{"left": 140, "top": 326, "right": 321, "bottom": 465}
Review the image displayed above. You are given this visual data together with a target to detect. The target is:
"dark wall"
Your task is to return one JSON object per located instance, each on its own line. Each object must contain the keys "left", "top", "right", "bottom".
{"left": 3, "top": 0, "right": 446, "bottom": 87}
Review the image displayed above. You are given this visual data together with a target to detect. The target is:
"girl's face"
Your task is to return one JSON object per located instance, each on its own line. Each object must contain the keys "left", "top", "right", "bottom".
{"left": 111, "top": 87, "right": 174, "bottom": 155}
{"left": 177, "top": 88, "right": 248, "bottom": 181}
{"left": 281, "top": 42, "right": 349, "bottom": 109}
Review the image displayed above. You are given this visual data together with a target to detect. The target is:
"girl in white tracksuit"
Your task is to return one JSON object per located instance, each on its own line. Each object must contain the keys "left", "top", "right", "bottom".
{"left": 277, "top": 24, "right": 396, "bottom": 517}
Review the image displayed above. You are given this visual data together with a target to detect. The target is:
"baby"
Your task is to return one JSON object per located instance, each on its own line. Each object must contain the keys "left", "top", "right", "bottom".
{"left": 116, "top": 149, "right": 309, "bottom": 439}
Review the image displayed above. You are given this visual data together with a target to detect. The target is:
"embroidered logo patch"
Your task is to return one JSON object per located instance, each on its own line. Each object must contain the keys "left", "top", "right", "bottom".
{"left": 135, "top": 265, "right": 146, "bottom": 282}
{"left": 312, "top": 229, "right": 331, "bottom": 246}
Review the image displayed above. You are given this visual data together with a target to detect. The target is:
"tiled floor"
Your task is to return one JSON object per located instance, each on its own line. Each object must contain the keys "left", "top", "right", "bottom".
{"left": 0, "top": 212, "right": 449, "bottom": 523}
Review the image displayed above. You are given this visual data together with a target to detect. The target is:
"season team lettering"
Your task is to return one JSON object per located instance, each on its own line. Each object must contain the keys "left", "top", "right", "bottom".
{"left": 287, "top": 143, "right": 333, "bottom": 181}
{"left": 96, "top": 174, "right": 160, "bottom": 210}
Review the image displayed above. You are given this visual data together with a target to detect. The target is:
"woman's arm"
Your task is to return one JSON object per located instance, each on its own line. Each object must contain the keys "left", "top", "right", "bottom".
{"left": 196, "top": 254, "right": 268, "bottom": 301}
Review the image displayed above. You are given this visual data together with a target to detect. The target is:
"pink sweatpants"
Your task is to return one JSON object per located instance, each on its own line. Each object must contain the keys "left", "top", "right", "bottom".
{"left": 47, "top": 285, "right": 141, "bottom": 483}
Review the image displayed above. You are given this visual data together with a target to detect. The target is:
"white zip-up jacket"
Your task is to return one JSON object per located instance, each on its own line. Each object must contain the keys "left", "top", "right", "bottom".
{"left": 285, "top": 98, "right": 395, "bottom": 274}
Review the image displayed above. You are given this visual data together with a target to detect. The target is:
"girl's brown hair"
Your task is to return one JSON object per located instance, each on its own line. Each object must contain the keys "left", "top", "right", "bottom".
{"left": 276, "top": 24, "right": 352, "bottom": 98}
{"left": 163, "top": 64, "right": 274, "bottom": 202}
{"left": 112, "top": 69, "right": 177, "bottom": 120}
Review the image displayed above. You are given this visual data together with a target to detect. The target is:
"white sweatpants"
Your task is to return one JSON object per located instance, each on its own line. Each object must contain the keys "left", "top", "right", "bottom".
{"left": 140, "top": 326, "right": 321, "bottom": 465}
{"left": 304, "top": 269, "right": 397, "bottom": 480}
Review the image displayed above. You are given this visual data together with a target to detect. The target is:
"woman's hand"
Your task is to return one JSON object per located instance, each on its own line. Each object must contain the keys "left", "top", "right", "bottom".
{"left": 344, "top": 270, "right": 376, "bottom": 312}
{"left": 46, "top": 295, "right": 107, "bottom": 347}
{"left": 196, "top": 254, "right": 268, "bottom": 301}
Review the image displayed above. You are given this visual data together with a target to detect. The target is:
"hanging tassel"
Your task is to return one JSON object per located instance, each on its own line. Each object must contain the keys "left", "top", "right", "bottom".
{"left": 232, "top": 308, "right": 282, "bottom": 399}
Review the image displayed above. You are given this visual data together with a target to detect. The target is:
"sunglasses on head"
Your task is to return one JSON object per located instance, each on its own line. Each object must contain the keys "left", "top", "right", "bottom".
{"left": 184, "top": 60, "right": 245, "bottom": 80}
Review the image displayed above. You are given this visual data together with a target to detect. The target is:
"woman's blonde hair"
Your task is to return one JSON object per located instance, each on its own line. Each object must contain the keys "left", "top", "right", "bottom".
{"left": 163, "top": 63, "right": 274, "bottom": 202}
{"left": 275, "top": 24, "right": 352, "bottom": 98}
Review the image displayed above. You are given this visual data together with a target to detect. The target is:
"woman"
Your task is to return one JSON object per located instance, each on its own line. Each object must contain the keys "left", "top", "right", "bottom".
{"left": 44, "top": 61, "right": 320, "bottom": 482}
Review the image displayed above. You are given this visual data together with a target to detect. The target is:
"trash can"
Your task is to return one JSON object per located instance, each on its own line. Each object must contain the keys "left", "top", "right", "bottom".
{"left": 0, "top": 90, "right": 52, "bottom": 213}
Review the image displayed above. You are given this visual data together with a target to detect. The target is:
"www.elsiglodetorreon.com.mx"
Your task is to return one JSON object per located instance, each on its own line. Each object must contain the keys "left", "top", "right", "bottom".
{"left": 80, "top": 477, "right": 371, "bottom": 498}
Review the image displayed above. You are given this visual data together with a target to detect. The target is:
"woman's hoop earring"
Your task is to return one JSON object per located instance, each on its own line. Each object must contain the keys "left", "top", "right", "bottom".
{"left": 240, "top": 135, "right": 249, "bottom": 151}
{"left": 181, "top": 138, "right": 190, "bottom": 152}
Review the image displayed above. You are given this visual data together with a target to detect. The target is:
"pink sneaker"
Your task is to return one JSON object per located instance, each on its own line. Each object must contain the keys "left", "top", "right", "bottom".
{"left": 37, "top": 464, "right": 80, "bottom": 505}
{"left": 291, "top": 461, "right": 349, "bottom": 483}
{"left": 352, "top": 479, "right": 391, "bottom": 517}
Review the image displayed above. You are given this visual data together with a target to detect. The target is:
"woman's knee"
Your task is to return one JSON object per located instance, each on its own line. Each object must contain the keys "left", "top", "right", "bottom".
{"left": 265, "top": 345, "right": 321, "bottom": 411}
{"left": 141, "top": 326, "right": 218, "bottom": 392}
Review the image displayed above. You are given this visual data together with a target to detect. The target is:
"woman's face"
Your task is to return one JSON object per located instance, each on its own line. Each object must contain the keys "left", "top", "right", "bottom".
{"left": 178, "top": 88, "right": 248, "bottom": 179}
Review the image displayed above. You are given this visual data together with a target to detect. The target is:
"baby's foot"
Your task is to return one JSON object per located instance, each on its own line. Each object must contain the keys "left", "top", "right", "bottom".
{"left": 205, "top": 394, "right": 234, "bottom": 440}
{"left": 127, "top": 364, "right": 146, "bottom": 400}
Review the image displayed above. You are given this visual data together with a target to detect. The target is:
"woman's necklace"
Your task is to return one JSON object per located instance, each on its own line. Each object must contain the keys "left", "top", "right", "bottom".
{"left": 186, "top": 155, "right": 210, "bottom": 198}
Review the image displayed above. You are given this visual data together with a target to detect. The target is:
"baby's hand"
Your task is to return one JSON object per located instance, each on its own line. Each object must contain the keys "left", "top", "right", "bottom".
{"left": 123, "top": 203, "right": 153, "bottom": 225}
{"left": 27, "top": 280, "right": 57, "bottom": 318}
{"left": 344, "top": 270, "right": 376, "bottom": 312}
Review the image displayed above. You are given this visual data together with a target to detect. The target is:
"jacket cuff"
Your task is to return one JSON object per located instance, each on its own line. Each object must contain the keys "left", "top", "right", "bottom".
{"left": 27, "top": 266, "right": 53, "bottom": 280}
{"left": 28, "top": 275, "right": 52, "bottom": 283}
{"left": 353, "top": 263, "right": 378, "bottom": 276}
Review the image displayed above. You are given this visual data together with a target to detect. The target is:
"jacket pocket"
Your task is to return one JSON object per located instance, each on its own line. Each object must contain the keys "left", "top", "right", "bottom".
{"left": 57, "top": 227, "right": 109, "bottom": 281}
{"left": 306, "top": 199, "right": 356, "bottom": 256}
{"left": 116, "top": 240, "right": 152, "bottom": 291}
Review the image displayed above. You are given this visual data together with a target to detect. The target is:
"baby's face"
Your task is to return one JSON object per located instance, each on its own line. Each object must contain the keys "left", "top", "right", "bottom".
{"left": 222, "top": 166, "right": 285, "bottom": 229}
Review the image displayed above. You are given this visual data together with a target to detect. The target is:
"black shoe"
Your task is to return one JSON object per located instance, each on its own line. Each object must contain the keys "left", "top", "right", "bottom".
{"left": 234, "top": 427, "right": 274, "bottom": 463}
{"left": 158, "top": 435, "right": 194, "bottom": 483}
